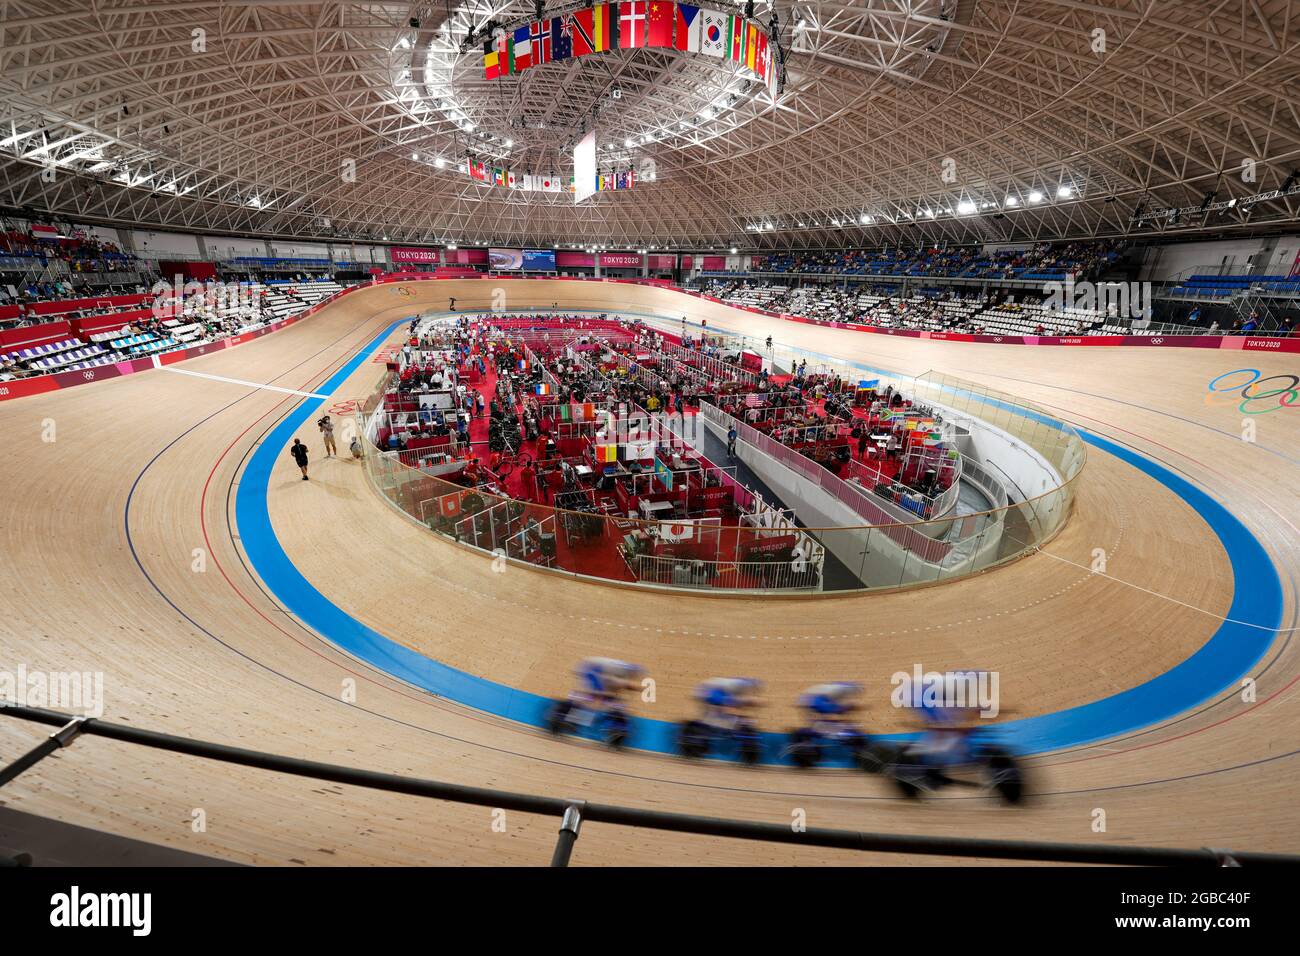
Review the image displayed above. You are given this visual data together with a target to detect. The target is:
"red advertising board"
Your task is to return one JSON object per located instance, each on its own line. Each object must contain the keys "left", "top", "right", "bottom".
{"left": 599, "top": 252, "right": 643, "bottom": 268}
{"left": 5, "top": 275, "right": 1298, "bottom": 407}
{"left": 389, "top": 246, "right": 442, "bottom": 265}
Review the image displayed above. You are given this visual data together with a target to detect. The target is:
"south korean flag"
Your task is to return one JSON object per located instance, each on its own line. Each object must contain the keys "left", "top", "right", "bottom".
{"left": 699, "top": 8, "right": 726, "bottom": 58}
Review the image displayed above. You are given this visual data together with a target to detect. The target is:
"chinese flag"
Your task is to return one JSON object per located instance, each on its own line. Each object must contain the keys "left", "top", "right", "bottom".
{"left": 647, "top": 1, "right": 674, "bottom": 48}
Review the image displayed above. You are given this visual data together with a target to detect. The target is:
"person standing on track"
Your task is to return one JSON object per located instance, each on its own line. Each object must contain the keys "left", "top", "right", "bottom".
{"left": 318, "top": 415, "right": 338, "bottom": 457}
{"left": 290, "top": 438, "right": 310, "bottom": 481}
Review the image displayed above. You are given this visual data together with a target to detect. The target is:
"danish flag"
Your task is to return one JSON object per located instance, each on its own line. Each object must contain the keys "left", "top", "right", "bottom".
{"left": 619, "top": 1, "right": 647, "bottom": 48}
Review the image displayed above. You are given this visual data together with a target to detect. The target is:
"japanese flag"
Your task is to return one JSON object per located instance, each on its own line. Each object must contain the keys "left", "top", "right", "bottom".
{"left": 660, "top": 520, "right": 697, "bottom": 542}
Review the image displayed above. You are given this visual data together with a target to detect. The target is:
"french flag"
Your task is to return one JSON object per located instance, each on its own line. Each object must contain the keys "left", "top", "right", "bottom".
{"left": 534, "top": 382, "right": 552, "bottom": 396}
{"left": 517, "top": 358, "right": 530, "bottom": 370}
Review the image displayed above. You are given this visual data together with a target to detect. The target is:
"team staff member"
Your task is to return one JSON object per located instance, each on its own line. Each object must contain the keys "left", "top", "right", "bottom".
{"left": 290, "top": 438, "right": 310, "bottom": 480}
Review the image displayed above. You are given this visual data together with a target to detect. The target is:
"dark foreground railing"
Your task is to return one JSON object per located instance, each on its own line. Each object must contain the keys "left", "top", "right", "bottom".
{"left": 2, "top": 704, "right": 1296, "bottom": 867}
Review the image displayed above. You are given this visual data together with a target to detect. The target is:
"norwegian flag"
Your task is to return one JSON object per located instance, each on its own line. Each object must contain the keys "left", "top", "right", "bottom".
{"left": 531, "top": 20, "right": 552, "bottom": 64}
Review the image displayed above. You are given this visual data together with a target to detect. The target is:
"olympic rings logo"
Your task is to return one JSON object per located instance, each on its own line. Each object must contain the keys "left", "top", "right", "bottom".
{"left": 396, "top": 286, "right": 414, "bottom": 298}
{"left": 1206, "top": 369, "right": 1299, "bottom": 415}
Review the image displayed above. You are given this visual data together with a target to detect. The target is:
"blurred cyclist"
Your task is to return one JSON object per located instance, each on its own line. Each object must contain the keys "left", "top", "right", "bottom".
{"left": 694, "top": 677, "right": 762, "bottom": 731}
{"left": 797, "top": 681, "right": 863, "bottom": 737}
{"left": 908, "top": 670, "right": 988, "bottom": 768}
{"left": 572, "top": 657, "right": 644, "bottom": 712}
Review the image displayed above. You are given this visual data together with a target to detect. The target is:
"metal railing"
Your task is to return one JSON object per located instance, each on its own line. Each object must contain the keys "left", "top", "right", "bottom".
{"left": 3, "top": 705, "right": 1293, "bottom": 867}
{"left": 632, "top": 551, "right": 824, "bottom": 592}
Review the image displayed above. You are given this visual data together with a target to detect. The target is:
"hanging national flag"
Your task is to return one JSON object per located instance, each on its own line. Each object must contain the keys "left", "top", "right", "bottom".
{"left": 699, "top": 8, "right": 726, "bottom": 57}
{"left": 542, "top": 175, "right": 561, "bottom": 192}
{"left": 483, "top": 39, "right": 501, "bottom": 80}
{"left": 595, "top": 2, "right": 615, "bottom": 50}
{"left": 497, "top": 28, "right": 516, "bottom": 75}
{"left": 571, "top": 8, "right": 596, "bottom": 56}
{"left": 745, "top": 21, "right": 759, "bottom": 71}
{"left": 647, "top": 0, "right": 675, "bottom": 47}
{"left": 513, "top": 25, "right": 533, "bottom": 71}
{"left": 654, "top": 458, "right": 674, "bottom": 492}
{"left": 493, "top": 167, "right": 505, "bottom": 186}
{"left": 551, "top": 16, "right": 573, "bottom": 61}
{"left": 619, "top": 1, "right": 647, "bottom": 48}
{"left": 507, "top": 170, "right": 518, "bottom": 188}
{"left": 753, "top": 30, "right": 769, "bottom": 81}
{"left": 530, "top": 20, "right": 551, "bottom": 65}
{"left": 675, "top": 4, "right": 701, "bottom": 51}
{"left": 534, "top": 382, "right": 552, "bottom": 396}
{"left": 660, "top": 519, "right": 696, "bottom": 542}
{"left": 727, "top": 14, "right": 746, "bottom": 62}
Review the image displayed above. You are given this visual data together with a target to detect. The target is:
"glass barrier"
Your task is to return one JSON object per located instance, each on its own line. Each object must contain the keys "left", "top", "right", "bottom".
{"left": 356, "top": 365, "right": 1086, "bottom": 595}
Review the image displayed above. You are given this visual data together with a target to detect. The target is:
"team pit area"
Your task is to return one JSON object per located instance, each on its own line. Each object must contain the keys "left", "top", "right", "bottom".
{"left": 357, "top": 309, "right": 1083, "bottom": 595}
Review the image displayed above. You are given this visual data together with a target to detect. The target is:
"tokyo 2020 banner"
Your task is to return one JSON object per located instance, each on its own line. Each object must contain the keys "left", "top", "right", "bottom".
{"left": 389, "top": 246, "right": 441, "bottom": 265}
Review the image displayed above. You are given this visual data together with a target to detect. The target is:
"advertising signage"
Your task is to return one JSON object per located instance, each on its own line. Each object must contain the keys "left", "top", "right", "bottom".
{"left": 599, "top": 252, "right": 643, "bottom": 269}
{"left": 522, "top": 249, "right": 556, "bottom": 271}
{"left": 389, "top": 246, "right": 441, "bottom": 264}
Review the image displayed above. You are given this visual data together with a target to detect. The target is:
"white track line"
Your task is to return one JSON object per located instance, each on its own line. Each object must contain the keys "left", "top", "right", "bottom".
{"left": 158, "top": 365, "right": 330, "bottom": 399}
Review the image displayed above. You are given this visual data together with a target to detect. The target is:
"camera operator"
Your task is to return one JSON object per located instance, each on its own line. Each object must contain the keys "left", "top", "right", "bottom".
{"left": 318, "top": 414, "right": 338, "bottom": 458}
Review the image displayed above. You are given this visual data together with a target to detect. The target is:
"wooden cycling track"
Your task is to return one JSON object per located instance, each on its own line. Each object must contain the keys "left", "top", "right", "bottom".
{"left": 0, "top": 278, "right": 1296, "bottom": 865}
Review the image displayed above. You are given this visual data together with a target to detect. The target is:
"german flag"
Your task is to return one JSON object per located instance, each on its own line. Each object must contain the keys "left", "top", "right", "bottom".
{"left": 593, "top": 2, "right": 613, "bottom": 52}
